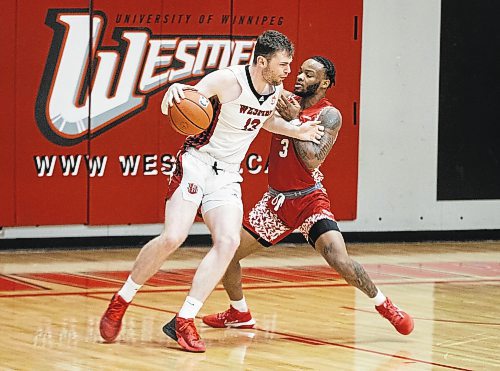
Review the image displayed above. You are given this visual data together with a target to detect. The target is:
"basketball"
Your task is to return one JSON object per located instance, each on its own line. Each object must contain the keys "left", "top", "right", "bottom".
{"left": 168, "top": 89, "right": 213, "bottom": 135}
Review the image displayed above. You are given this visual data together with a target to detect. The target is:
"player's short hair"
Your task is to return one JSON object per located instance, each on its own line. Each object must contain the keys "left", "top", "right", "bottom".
{"left": 311, "top": 56, "right": 336, "bottom": 87}
{"left": 253, "top": 30, "right": 294, "bottom": 64}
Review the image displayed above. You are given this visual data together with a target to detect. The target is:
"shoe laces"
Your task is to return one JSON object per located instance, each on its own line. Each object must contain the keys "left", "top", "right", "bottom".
{"left": 381, "top": 300, "right": 404, "bottom": 324}
{"left": 215, "top": 308, "right": 233, "bottom": 321}
{"left": 178, "top": 319, "right": 201, "bottom": 341}
{"left": 106, "top": 296, "right": 127, "bottom": 321}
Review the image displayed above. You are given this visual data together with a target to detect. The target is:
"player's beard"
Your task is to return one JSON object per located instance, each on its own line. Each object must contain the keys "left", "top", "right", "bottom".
{"left": 294, "top": 82, "right": 320, "bottom": 97}
{"left": 262, "top": 66, "right": 282, "bottom": 86}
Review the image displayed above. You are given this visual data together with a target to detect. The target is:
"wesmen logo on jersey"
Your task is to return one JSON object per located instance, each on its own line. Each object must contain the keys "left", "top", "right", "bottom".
{"left": 35, "top": 9, "right": 257, "bottom": 146}
{"left": 187, "top": 183, "right": 199, "bottom": 194}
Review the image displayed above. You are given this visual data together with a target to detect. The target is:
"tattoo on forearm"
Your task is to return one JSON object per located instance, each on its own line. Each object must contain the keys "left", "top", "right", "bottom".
{"left": 294, "top": 130, "right": 336, "bottom": 168}
{"left": 315, "top": 134, "right": 335, "bottom": 161}
{"left": 293, "top": 108, "right": 341, "bottom": 169}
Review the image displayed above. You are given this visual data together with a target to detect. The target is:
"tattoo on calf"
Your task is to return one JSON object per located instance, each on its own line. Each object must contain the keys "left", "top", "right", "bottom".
{"left": 352, "top": 261, "right": 378, "bottom": 297}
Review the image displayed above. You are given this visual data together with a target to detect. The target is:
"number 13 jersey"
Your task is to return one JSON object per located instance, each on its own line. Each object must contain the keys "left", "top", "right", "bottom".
{"left": 184, "top": 64, "right": 283, "bottom": 166}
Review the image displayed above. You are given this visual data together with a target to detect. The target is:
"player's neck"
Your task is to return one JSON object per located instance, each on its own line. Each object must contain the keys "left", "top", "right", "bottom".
{"left": 248, "top": 65, "right": 271, "bottom": 94}
{"left": 300, "top": 94, "right": 325, "bottom": 110}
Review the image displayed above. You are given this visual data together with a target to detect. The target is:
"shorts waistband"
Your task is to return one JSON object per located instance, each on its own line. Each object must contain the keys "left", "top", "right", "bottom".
{"left": 268, "top": 183, "right": 323, "bottom": 199}
{"left": 186, "top": 147, "right": 240, "bottom": 172}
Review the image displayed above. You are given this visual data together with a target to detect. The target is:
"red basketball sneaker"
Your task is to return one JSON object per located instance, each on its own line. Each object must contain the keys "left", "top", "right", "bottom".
{"left": 163, "top": 316, "right": 205, "bottom": 353}
{"left": 99, "top": 294, "right": 130, "bottom": 342}
{"left": 202, "top": 306, "right": 256, "bottom": 329}
{"left": 375, "top": 297, "right": 414, "bottom": 335}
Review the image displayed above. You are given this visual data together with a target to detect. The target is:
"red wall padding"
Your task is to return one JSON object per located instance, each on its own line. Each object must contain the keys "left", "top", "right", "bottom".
{"left": 0, "top": 0, "right": 362, "bottom": 227}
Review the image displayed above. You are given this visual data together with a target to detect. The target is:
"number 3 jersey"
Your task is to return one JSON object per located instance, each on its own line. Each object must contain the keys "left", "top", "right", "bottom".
{"left": 184, "top": 64, "right": 283, "bottom": 166}
{"left": 268, "top": 96, "right": 336, "bottom": 192}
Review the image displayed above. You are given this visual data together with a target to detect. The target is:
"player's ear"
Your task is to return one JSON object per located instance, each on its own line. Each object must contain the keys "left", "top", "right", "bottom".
{"left": 256, "top": 55, "right": 268, "bottom": 68}
{"left": 321, "top": 79, "right": 330, "bottom": 89}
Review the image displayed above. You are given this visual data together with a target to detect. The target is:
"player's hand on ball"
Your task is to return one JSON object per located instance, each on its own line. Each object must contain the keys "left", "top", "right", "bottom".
{"left": 299, "top": 120, "right": 324, "bottom": 144}
{"left": 161, "top": 84, "right": 197, "bottom": 115}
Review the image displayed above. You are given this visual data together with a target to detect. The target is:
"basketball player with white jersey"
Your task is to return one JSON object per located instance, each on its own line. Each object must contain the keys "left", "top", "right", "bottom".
{"left": 99, "top": 30, "right": 325, "bottom": 352}
{"left": 202, "top": 56, "right": 414, "bottom": 336}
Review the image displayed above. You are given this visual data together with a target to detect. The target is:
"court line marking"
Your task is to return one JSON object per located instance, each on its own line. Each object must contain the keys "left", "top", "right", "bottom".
{"left": 1, "top": 277, "right": 498, "bottom": 298}
{"left": 1, "top": 280, "right": 491, "bottom": 369}
{"left": 84, "top": 294, "right": 473, "bottom": 371}
{"left": 340, "top": 306, "right": 500, "bottom": 326}
{"left": 436, "top": 333, "right": 496, "bottom": 347}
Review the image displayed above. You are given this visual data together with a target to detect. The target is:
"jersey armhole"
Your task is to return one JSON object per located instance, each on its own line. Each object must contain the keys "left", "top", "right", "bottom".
{"left": 218, "top": 67, "right": 244, "bottom": 104}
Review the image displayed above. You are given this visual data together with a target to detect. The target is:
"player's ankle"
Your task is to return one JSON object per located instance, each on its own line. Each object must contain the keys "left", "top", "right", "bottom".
{"left": 230, "top": 297, "right": 249, "bottom": 312}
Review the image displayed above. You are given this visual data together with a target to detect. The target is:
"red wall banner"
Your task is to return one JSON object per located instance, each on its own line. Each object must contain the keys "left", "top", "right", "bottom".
{"left": 0, "top": 0, "right": 362, "bottom": 227}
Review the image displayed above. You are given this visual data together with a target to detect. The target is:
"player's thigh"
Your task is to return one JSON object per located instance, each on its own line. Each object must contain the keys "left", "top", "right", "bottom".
{"left": 201, "top": 178, "right": 243, "bottom": 243}
{"left": 245, "top": 192, "right": 291, "bottom": 245}
{"left": 201, "top": 174, "right": 243, "bottom": 216}
{"left": 203, "top": 203, "right": 243, "bottom": 246}
{"left": 232, "top": 228, "right": 265, "bottom": 261}
{"left": 163, "top": 186, "right": 199, "bottom": 239}
{"left": 172, "top": 151, "right": 207, "bottom": 204}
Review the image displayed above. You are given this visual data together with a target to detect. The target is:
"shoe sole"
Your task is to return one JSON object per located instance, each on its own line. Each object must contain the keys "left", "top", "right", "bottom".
{"left": 177, "top": 336, "right": 206, "bottom": 353}
{"left": 202, "top": 318, "right": 256, "bottom": 329}
{"left": 396, "top": 317, "right": 414, "bottom": 335}
{"left": 163, "top": 317, "right": 206, "bottom": 352}
{"left": 224, "top": 319, "right": 256, "bottom": 329}
{"left": 99, "top": 317, "right": 121, "bottom": 343}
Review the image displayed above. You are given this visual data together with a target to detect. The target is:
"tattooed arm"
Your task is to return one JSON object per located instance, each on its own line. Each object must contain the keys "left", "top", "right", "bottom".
{"left": 293, "top": 107, "right": 342, "bottom": 169}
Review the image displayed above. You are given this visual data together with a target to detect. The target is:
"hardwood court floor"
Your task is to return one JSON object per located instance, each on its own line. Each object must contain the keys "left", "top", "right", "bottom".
{"left": 0, "top": 240, "right": 499, "bottom": 370}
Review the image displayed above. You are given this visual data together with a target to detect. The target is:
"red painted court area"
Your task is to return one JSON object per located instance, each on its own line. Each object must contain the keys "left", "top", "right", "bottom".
{"left": 1, "top": 261, "right": 498, "bottom": 292}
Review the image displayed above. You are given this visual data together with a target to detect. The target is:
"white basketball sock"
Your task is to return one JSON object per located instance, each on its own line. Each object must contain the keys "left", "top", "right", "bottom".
{"left": 230, "top": 297, "right": 249, "bottom": 312}
{"left": 178, "top": 296, "right": 204, "bottom": 319}
{"left": 372, "top": 289, "right": 387, "bottom": 306}
{"left": 117, "top": 276, "right": 142, "bottom": 303}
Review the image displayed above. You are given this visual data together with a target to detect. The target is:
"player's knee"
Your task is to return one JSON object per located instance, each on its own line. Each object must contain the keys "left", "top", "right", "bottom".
{"left": 213, "top": 234, "right": 241, "bottom": 253}
{"left": 319, "top": 240, "right": 343, "bottom": 260}
{"left": 317, "top": 239, "right": 352, "bottom": 271}
{"left": 308, "top": 219, "right": 340, "bottom": 248}
{"left": 157, "top": 233, "right": 185, "bottom": 252}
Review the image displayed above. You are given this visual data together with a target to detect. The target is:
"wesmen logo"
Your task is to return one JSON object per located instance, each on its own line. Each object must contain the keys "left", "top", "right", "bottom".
{"left": 36, "top": 9, "right": 257, "bottom": 146}
{"left": 187, "top": 183, "right": 198, "bottom": 194}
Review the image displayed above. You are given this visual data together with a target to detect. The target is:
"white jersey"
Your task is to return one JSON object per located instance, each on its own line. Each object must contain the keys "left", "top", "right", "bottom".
{"left": 184, "top": 64, "right": 283, "bottom": 165}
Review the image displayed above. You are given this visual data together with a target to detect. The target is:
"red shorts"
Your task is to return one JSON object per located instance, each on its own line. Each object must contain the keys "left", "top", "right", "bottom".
{"left": 243, "top": 188, "right": 336, "bottom": 246}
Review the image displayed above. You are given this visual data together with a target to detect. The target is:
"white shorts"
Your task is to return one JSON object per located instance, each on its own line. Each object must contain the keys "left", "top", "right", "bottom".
{"left": 167, "top": 148, "right": 243, "bottom": 215}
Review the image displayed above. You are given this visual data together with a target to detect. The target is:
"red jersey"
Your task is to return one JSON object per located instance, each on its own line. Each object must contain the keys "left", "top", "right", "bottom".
{"left": 268, "top": 97, "right": 335, "bottom": 192}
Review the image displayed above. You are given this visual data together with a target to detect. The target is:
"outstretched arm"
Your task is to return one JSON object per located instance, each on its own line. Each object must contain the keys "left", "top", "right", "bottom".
{"left": 263, "top": 115, "right": 324, "bottom": 144}
{"left": 293, "top": 107, "right": 342, "bottom": 169}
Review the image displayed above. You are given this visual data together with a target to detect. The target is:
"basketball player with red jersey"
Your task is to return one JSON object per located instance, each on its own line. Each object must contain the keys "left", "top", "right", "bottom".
{"left": 99, "top": 30, "right": 325, "bottom": 353}
{"left": 202, "top": 56, "right": 414, "bottom": 335}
